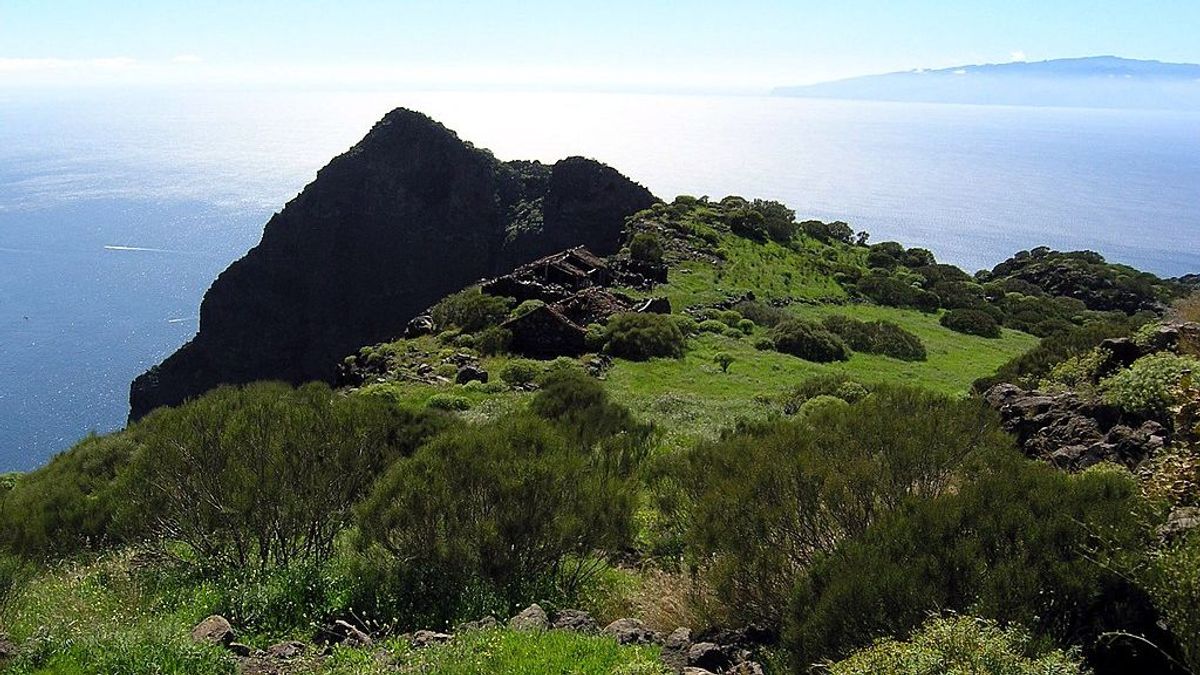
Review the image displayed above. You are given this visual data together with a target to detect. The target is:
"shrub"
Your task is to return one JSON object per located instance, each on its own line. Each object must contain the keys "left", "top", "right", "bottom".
{"left": 736, "top": 319, "right": 755, "bottom": 335}
{"left": 499, "top": 359, "right": 543, "bottom": 387}
{"left": 452, "top": 333, "right": 476, "bottom": 349}
{"left": 751, "top": 199, "right": 797, "bottom": 242}
{"left": 670, "top": 315, "right": 699, "bottom": 336}
{"left": 427, "top": 393, "right": 472, "bottom": 411}
{"left": 827, "top": 615, "right": 1087, "bottom": 675}
{"left": 511, "top": 299, "right": 545, "bottom": 318}
{"left": 726, "top": 207, "right": 766, "bottom": 239}
{"left": 834, "top": 381, "right": 870, "bottom": 403}
{"left": 530, "top": 367, "right": 653, "bottom": 461}
{"left": 821, "top": 315, "right": 927, "bottom": 361}
{"left": 356, "top": 415, "right": 638, "bottom": 605}
{"left": 685, "top": 386, "right": 1011, "bottom": 626}
{"left": 802, "top": 220, "right": 855, "bottom": 245}
{"left": 120, "top": 382, "right": 449, "bottom": 570}
{"left": 629, "top": 232, "right": 664, "bottom": 264}
{"left": 780, "top": 373, "right": 863, "bottom": 414}
{"left": 475, "top": 326, "right": 513, "bottom": 356}
{"left": 941, "top": 308, "right": 1002, "bottom": 338}
{"left": 722, "top": 327, "right": 744, "bottom": 339}
{"left": 431, "top": 288, "right": 513, "bottom": 332}
{"left": 698, "top": 319, "right": 728, "bottom": 334}
{"left": 714, "top": 352, "right": 735, "bottom": 373}
{"left": 856, "top": 273, "right": 940, "bottom": 312}
{"left": 1146, "top": 533, "right": 1200, "bottom": 672}
{"left": 786, "top": 460, "right": 1160, "bottom": 670}
{"left": 797, "top": 394, "right": 849, "bottom": 418}
{"left": 770, "top": 319, "right": 850, "bottom": 362}
{"left": 975, "top": 319, "right": 1143, "bottom": 392}
{"left": 605, "top": 313, "right": 687, "bottom": 360}
{"left": 0, "top": 432, "right": 137, "bottom": 558}
{"left": 1101, "top": 352, "right": 1199, "bottom": 417}
{"left": 732, "top": 300, "right": 786, "bottom": 327}
{"left": 753, "top": 337, "right": 775, "bottom": 351}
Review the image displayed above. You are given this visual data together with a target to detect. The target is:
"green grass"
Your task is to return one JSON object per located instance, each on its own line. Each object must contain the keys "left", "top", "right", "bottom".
{"left": 323, "top": 628, "right": 669, "bottom": 675}
{"left": 659, "top": 235, "right": 851, "bottom": 310}
{"left": 604, "top": 304, "right": 1037, "bottom": 449}
{"left": 1, "top": 550, "right": 235, "bottom": 675}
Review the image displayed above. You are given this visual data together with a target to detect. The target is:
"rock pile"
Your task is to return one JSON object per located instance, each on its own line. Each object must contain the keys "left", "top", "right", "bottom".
{"left": 984, "top": 384, "right": 1168, "bottom": 470}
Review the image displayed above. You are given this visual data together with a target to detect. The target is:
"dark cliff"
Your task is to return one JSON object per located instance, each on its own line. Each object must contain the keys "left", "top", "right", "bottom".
{"left": 129, "top": 108, "right": 656, "bottom": 419}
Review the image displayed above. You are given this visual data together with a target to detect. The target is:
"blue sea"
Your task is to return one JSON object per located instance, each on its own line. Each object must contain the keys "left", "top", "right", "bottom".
{"left": 2, "top": 89, "right": 1198, "bottom": 470}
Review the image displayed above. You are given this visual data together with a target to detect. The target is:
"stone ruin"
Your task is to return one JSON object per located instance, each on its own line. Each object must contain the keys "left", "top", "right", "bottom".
{"left": 481, "top": 246, "right": 670, "bottom": 358}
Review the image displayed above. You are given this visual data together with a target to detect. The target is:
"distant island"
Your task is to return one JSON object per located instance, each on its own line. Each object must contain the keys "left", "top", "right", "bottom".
{"left": 773, "top": 56, "right": 1200, "bottom": 110}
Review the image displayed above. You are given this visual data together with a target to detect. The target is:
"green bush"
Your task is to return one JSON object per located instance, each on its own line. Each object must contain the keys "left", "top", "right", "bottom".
{"left": 722, "top": 327, "right": 744, "bottom": 339}
{"left": 975, "top": 319, "right": 1142, "bottom": 392}
{"left": 732, "top": 300, "right": 787, "bottom": 327}
{"left": 855, "top": 273, "right": 940, "bottom": 312}
{"left": 511, "top": 299, "right": 545, "bottom": 318}
{"left": 530, "top": 367, "right": 653, "bottom": 463}
{"left": 821, "top": 315, "right": 927, "bottom": 361}
{"left": 769, "top": 319, "right": 850, "bottom": 362}
{"left": 356, "top": 414, "right": 638, "bottom": 606}
{"left": 120, "top": 382, "right": 450, "bottom": 570}
{"left": 0, "top": 432, "right": 138, "bottom": 558}
{"left": 629, "top": 232, "right": 664, "bottom": 264}
{"left": 736, "top": 319, "right": 756, "bottom": 335}
{"left": 1101, "top": 352, "right": 1199, "bottom": 417}
{"left": 685, "top": 386, "right": 1011, "bottom": 626}
{"left": 431, "top": 288, "right": 514, "bottom": 332}
{"left": 604, "top": 313, "right": 687, "bottom": 360}
{"left": 670, "top": 315, "right": 699, "bottom": 336}
{"left": 787, "top": 460, "right": 1157, "bottom": 669}
{"left": 427, "top": 393, "right": 472, "bottom": 411}
{"left": 714, "top": 352, "right": 735, "bottom": 373}
{"left": 827, "top": 615, "right": 1087, "bottom": 675}
{"left": 797, "top": 394, "right": 849, "bottom": 418}
{"left": 941, "top": 308, "right": 1002, "bottom": 338}
{"left": 1146, "top": 533, "right": 1200, "bottom": 672}
{"left": 475, "top": 326, "right": 513, "bottom": 356}
{"left": 452, "top": 333, "right": 477, "bottom": 349}
{"left": 780, "top": 373, "right": 865, "bottom": 414}
{"left": 802, "top": 220, "right": 855, "bottom": 245}
{"left": 698, "top": 319, "right": 728, "bottom": 334}
{"left": 753, "top": 337, "right": 775, "bottom": 351}
{"left": 499, "top": 359, "right": 543, "bottom": 387}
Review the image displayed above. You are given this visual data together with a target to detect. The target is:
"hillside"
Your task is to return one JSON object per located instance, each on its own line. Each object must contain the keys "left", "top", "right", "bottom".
{"left": 1, "top": 112, "right": 1198, "bottom": 675}
{"left": 773, "top": 56, "right": 1200, "bottom": 109}
{"left": 129, "top": 108, "right": 655, "bottom": 420}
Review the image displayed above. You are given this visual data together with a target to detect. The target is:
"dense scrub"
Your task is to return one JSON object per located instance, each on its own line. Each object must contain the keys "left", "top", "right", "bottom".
{"left": 769, "top": 319, "right": 850, "bottom": 362}
{"left": 682, "top": 386, "right": 1012, "bottom": 626}
{"left": 604, "top": 312, "right": 687, "bottom": 360}
{"left": 821, "top": 315, "right": 927, "bottom": 361}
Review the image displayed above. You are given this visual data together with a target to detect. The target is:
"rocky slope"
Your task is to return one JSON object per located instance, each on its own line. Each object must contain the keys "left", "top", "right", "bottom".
{"left": 130, "top": 108, "right": 656, "bottom": 419}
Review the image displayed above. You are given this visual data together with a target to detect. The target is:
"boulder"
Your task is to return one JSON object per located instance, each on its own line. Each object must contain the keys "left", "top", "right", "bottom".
{"left": 411, "top": 630, "right": 454, "bottom": 648}
{"left": 405, "top": 314, "right": 435, "bottom": 338}
{"left": 263, "top": 641, "right": 305, "bottom": 659}
{"left": 603, "top": 618, "right": 661, "bottom": 645}
{"left": 455, "top": 365, "right": 488, "bottom": 384}
{"left": 227, "top": 642, "right": 253, "bottom": 657}
{"left": 1162, "top": 506, "right": 1200, "bottom": 540}
{"left": 728, "top": 662, "right": 767, "bottom": 675}
{"left": 457, "top": 615, "right": 499, "bottom": 632}
{"left": 687, "top": 642, "right": 732, "bottom": 672}
{"left": 551, "top": 609, "right": 598, "bottom": 633}
{"left": 660, "top": 627, "right": 692, "bottom": 672}
{"left": 635, "top": 297, "right": 672, "bottom": 315}
{"left": 509, "top": 604, "right": 550, "bottom": 631}
{"left": 191, "top": 615, "right": 235, "bottom": 646}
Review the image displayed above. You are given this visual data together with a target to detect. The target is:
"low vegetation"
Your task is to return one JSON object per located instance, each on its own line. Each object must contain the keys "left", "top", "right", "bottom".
{"left": 1, "top": 195, "right": 1194, "bottom": 674}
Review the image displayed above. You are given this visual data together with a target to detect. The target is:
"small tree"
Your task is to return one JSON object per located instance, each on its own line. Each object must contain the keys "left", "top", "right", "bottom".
{"left": 714, "top": 352, "right": 735, "bottom": 373}
{"left": 629, "top": 232, "right": 664, "bottom": 265}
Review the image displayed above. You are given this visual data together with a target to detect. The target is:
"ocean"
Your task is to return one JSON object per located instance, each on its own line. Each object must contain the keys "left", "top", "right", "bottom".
{"left": 1, "top": 89, "right": 1198, "bottom": 470}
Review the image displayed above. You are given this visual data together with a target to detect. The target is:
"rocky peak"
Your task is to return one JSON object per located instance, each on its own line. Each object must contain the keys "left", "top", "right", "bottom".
{"left": 130, "top": 108, "right": 656, "bottom": 420}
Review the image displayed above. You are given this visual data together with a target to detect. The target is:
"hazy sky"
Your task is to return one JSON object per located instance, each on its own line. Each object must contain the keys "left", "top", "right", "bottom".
{"left": 3, "top": 0, "right": 1200, "bottom": 91}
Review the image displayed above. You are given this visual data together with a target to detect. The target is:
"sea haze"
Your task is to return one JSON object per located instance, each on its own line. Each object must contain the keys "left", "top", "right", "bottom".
{"left": 1, "top": 89, "right": 1198, "bottom": 469}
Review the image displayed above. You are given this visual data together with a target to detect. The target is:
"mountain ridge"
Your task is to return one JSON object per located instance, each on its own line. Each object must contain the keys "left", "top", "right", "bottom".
{"left": 128, "top": 108, "right": 656, "bottom": 420}
{"left": 773, "top": 56, "right": 1200, "bottom": 109}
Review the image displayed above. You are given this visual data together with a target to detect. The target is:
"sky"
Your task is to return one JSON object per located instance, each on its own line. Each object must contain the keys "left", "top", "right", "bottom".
{"left": 3, "top": 0, "right": 1200, "bottom": 92}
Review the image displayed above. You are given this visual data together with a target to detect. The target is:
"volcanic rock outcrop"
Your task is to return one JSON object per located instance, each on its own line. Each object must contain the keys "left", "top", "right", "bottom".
{"left": 130, "top": 109, "right": 656, "bottom": 419}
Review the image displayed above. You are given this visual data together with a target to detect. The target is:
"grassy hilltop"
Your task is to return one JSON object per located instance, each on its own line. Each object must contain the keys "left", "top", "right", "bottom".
{"left": 1, "top": 195, "right": 1197, "bottom": 674}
